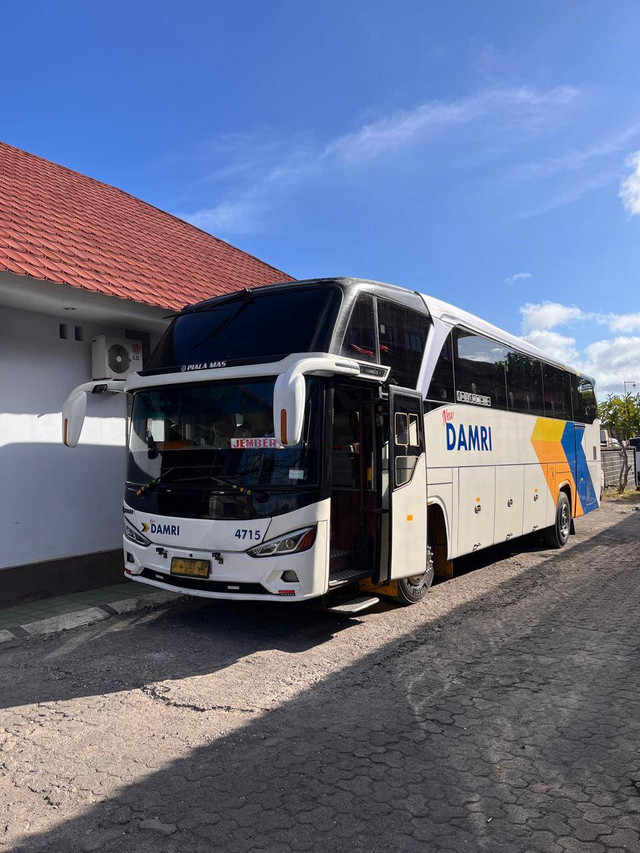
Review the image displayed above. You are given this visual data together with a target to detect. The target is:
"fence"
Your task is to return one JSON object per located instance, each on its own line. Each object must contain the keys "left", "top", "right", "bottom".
{"left": 601, "top": 447, "right": 638, "bottom": 489}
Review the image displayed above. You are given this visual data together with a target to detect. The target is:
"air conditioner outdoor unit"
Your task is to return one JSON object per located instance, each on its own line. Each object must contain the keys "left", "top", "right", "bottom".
{"left": 91, "top": 335, "right": 143, "bottom": 380}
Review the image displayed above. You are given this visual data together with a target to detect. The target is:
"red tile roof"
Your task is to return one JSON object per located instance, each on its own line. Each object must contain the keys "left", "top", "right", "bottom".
{"left": 0, "top": 141, "right": 294, "bottom": 311}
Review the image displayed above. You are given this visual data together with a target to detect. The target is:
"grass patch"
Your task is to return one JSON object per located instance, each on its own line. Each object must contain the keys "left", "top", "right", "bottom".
{"left": 601, "top": 488, "right": 640, "bottom": 504}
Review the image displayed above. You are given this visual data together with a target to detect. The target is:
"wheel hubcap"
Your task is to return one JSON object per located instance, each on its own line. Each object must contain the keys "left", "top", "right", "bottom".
{"left": 560, "top": 504, "right": 570, "bottom": 538}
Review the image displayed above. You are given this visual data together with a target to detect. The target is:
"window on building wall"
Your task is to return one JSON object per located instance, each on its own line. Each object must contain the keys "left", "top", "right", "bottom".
{"left": 571, "top": 375, "right": 598, "bottom": 423}
{"left": 543, "top": 364, "right": 573, "bottom": 420}
{"left": 453, "top": 329, "right": 507, "bottom": 409}
{"left": 340, "top": 294, "right": 377, "bottom": 363}
{"left": 426, "top": 331, "right": 455, "bottom": 408}
{"left": 505, "top": 350, "right": 545, "bottom": 416}
{"left": 377, "top": 299, "right": 428, "bottom": 388}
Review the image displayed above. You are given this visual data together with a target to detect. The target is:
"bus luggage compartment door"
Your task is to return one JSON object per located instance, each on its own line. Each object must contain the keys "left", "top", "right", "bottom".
{"left": 457, "top": 466, "right": 496, "bottom": 555}
{"left": 388, "top": 388, "right": 428, "bottom": 581}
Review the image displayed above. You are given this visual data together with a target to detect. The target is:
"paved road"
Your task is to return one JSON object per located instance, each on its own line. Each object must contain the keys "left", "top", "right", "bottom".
{"left": 1, "top": 499, "right": 639, "bottom": 852}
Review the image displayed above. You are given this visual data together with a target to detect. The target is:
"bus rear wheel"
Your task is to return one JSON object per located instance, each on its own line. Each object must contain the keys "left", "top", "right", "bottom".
{"left": 543, "top": 491, "right": 571, "bottom": 549}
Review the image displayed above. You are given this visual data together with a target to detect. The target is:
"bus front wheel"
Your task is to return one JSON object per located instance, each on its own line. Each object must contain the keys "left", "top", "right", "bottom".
{"left": 543, "top": 492, "right": 571, "bottom": 549}
{"left": 395, "top": 554, "right": 434, "bottom": 605}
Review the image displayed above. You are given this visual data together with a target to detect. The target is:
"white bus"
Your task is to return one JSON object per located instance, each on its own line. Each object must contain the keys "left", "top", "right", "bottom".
{"left": 63, "top": 278, "right": 601, "bottom": 607}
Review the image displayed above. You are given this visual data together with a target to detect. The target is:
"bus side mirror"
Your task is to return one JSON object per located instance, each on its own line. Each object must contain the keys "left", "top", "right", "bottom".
{"left": 273, "top": 371, "right": 306, "bottom": 446}
{"left": 272, "top": 355, "right": 361, "bottom": 447}
{"left": 62, "top": 387, "right": 88, "bottom": 447}
{"left": 62, "top": 380, "right": 127, "bottom": 447}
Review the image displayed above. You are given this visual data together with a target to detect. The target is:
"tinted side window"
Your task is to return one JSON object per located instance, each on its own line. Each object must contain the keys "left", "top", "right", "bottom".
{"left": 454, "top": 330, "right": 507, "bottom": 409}
{"left": 426, "top": 332, "right": 455, "bottom": 407}
{"left": 571, "top": 376, "right": 598, "bottom": 423}
{"left": 505, "top": 350, "right": 544, "bottom": 416}
{"left": 543, "top": 365, "right": 573, "bottom": 420}
{"left": 378, "top": 300, "right": 428, "bottom": 388}
{"left": 340, "top": 294, "right": 377, "bottom": 363}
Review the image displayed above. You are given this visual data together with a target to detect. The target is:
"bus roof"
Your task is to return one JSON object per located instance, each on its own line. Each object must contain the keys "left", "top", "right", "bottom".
{"left": 312, "top": 277, "right": 588, "bottom": 379}
{"left": 419, "top": 292, "right": 567, "bottom": 367}
{"left": 184, "top": 276, "right": 594, "bottom": 384}
{"left": 419, "top": 292, "right": 595, "bottom": 386}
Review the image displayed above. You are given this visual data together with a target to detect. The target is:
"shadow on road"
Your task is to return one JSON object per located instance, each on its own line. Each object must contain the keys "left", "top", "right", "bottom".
{"left": 0, "top": 598, "right": 360, "bottom": 710}
{"left": 3, "top": 511, "right": 639, "bottom": 851}
{"left": 0, "top": 527, "right": 566, "bottom": 711}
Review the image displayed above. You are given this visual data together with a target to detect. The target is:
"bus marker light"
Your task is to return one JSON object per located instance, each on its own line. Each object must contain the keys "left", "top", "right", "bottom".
{"left": 280, "top": 409, "right": 288, "bottom": 445}
{"left": 278, "top": 589, "right": 296, "bottom": 596}
{"left": 407, "top": 514, "right": 413, "bottom": 521}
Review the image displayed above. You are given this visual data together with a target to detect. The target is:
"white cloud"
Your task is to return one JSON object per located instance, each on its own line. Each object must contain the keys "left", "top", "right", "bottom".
{"left": 179, "top": 144, "right": 319, "bottom": 234}
{"left": 521, "top": 329, "right": 580, "bottom": 365}
{"left": 512, "top": 123, "right": 640, "bottom": 181}
{"left": 508, "top": 123, "right": 640, "bottom": 219}
{"left": 323, "top": 87, "right": 579, "bottom": 164}
{"left": 518, "top": 300, "right": 640, "bottom": 395}
{"left": 520, "top": 301, "right": 585, "bottom": 333}
{"left": 177, "top": 85, "right": 582, "bottom": 234}
{"left": 619, "top": 150, "right": 640, "bottom": 215}
{"left": 606, "top": 312, "right": 640, "bottom": 333}
{"left": 582, "top": 336, "right": 640, "bottom": 395}
{"left": 518, "top": 170, "right": 618, "bottom": 219}
{"left": 186, "top": 199, "right": 262, "bottom": 235}
{"left": 504, "top": 272, "right": 533, "bottom": 286}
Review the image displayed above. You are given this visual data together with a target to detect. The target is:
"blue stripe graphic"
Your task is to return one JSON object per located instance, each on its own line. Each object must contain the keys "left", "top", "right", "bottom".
{"left": 561, "top": 423, "right": 598, "bottom": 514}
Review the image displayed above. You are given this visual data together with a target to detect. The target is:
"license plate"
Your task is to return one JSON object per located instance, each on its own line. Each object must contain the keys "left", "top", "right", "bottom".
{"left": 170, "top": 558, "right": 210, "bottom": 578}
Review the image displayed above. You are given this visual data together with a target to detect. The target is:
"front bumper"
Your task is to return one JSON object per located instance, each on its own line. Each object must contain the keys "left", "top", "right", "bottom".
{"left": 123, "top": 523, "right": 329, "bottom": 602}
{"left": 122, "top": 501, "right": 330, "bottom": 602}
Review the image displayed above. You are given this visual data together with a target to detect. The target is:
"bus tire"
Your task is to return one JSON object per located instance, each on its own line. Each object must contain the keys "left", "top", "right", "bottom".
{"left": 395, "top": 557, "right": 434, "bottom": 605}
{"left": 543, "top": 492, "right": 571, "bottom": 549}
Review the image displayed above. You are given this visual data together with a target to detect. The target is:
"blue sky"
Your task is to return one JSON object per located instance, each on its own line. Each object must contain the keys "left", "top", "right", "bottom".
{"left": 3, "top": 0, "right": 640, "bottom": 394}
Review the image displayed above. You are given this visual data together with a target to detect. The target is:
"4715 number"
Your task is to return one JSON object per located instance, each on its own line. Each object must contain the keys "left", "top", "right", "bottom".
{"left": 234, "top": 529, "right": 261, "bottom": 541}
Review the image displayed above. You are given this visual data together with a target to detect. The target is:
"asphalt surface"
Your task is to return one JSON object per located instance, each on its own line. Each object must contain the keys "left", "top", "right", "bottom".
{"left": 1, "top": 498, "right": 639, "bottom": 852}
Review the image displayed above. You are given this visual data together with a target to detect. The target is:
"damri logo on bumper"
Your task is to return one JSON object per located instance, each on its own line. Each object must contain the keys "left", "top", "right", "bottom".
{"left": 141, "top": 520, "right": 180, "bottom": 535}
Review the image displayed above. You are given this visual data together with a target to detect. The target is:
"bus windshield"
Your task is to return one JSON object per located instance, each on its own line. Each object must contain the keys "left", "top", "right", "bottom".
{"left": 127, "top": 378, "right": 321, "bottom": 492}
{"left": 146, "top": 285, "right": 341, "bottom": 371}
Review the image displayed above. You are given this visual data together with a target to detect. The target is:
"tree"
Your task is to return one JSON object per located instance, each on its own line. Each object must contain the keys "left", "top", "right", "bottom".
{"left": 598, "top": 393, "right": 640, "bottom": 491}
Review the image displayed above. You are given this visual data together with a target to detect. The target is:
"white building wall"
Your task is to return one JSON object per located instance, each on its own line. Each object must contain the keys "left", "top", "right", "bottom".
{"left": 0, "top": 304, "right": 147, "bottom": 570}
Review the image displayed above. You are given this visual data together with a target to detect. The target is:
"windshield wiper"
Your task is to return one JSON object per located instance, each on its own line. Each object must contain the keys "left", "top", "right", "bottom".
{"left": 134, "top": 468, "right": 269, "bottom": 501}
{"left": 191, "top": 298, "right": 254, "bottom": 351}
{"left": 134, "top": 466, "right": 180, "bottom": 496}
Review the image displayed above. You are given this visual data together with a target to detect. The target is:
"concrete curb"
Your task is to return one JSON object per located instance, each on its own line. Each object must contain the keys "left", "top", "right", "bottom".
{"left": 0, "top": 591, "right": 181, "bottom": 644}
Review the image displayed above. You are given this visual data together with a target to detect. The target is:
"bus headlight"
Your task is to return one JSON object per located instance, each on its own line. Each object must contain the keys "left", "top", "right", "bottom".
{"left": 124, "top": 519, "right": 151, "bottom": 547}
{"left": 247, "top": 526, "right": 316, "bottom": 558}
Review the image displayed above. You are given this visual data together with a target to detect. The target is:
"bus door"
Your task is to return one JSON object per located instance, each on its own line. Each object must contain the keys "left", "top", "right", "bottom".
{"left": 388, "top": 388, "right": 428, "bottom": 580}
{"left": 329, "top": 383, "right": 380, "bottom": 583}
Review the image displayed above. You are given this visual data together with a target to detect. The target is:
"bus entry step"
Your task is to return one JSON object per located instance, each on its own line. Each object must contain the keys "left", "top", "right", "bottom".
{"left": 325, "top": 595, "right": 380, "bottom": 615}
